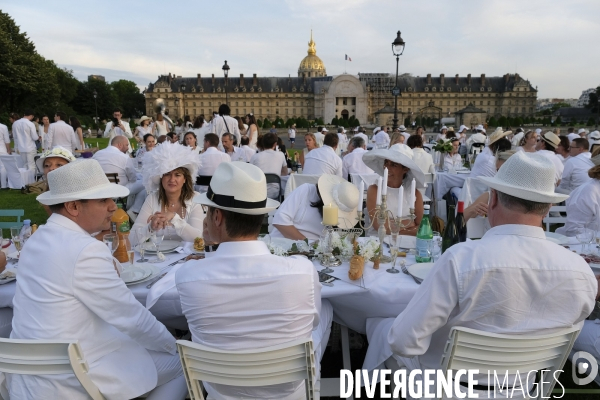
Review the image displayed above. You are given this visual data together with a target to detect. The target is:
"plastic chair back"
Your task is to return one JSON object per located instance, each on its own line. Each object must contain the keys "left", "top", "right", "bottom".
{"left": 264, "top": 173, "right": 282, "bottom": 202}
{"left": 177, "top": 338, "right": 316, "bottom": 400}
{"left": 543, "top": 206, "right": 567, "bottom": 232}
{"left": 105, "top": 174, "right": 127, "bottom": 210}
{"left": 283, "top": 174, "right": 320, "bottom": 197}
{"left": 440, "top": 326, "right": 580, "bottom": 399}
{"left": 0, "top": 338, "right": 104, "bottom": 400}
{"left": 0, "top": 209, "right": 24, "bottom": 231}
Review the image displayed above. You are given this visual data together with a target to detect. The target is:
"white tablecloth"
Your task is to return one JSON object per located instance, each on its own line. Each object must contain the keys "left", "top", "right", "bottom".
{"left": 433, "top": 171, "right": 470, "bottom": 198}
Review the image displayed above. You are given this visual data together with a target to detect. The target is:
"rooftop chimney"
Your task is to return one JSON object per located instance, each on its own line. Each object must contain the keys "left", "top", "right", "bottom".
{"left": 197, "top": 74, "right": 201, "bottom": 86}
{"left": 480, "top": 74, "right": 485, "bottom": 86}
{"left": 440, "top": 74, "right": 445, "bottom": 86}
{"left": 515, "top": 73, "right": 520, "bottom": 81}
{"left": 467, "top": 74, "right": 471, "bottom": 85}
{"left": 240, "top": 74, "right": 244, "bottom": 87}
{"left": 253, "top": 73, "right": 258, "bottom": 86}
{"left": 212, "top": 74, "right": 215, "bottom": 86}
{"left": 455, "top": 74, "right": 459, "bottom": 84}
{"left": 427, "top": 74, "right": 431, "bottom": 85}
{"left": 504, "top": 74, "right": 509, "bottom": 84}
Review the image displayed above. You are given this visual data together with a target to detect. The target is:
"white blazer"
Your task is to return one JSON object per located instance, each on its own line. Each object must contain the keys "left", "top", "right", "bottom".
{"left": 8, "top": 214, "right": 176, "bottom": 400}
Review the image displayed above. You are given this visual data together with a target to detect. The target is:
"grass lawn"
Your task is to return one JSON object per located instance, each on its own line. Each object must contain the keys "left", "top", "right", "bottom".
{"left": 0, "top": 190, "right": 48, "bottom": 238}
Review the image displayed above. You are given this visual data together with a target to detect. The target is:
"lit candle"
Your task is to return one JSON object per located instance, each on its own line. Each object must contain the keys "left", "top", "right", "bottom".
{"left": 410, "top": 178, "right": 416, "bottom": 208}
{"left": 382, "top": 167, "right": 388, "bottom": 196}
{"left": 376, "top": 177, "right": 382, "bottom": 205}
{"left": 358, "top": 180, "right": 364, "bottom": 211}
{"left": 323, "top": 203, "right": 339, "bottom": 226}
{"left": 397, "top": 186, "right": 403, "bottom": 218}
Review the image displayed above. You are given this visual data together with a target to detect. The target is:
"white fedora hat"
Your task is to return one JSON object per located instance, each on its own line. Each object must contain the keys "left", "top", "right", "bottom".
{"left": 318, "top": 175, "right": 359, "bottom": 229}
{"left": 35, "top": 146, "right": 76, "bottom": 172}
{"left": 540, "top": 131, "right": 560, "bottom": 149}
{"left": 194, "top": 162, "right": 279, "bottom": 215}
{"left": 37, "top": 159, "right": 130, "bottom": 206}
{"left": 398, "top": 125, "right": 407, "bottom": 132}
{"left": 362, "top": 143, "right": 425, "bottom": 187}
{"left": 142, "top": 141, "right": 201, "bottom": 192}
{"left": 478, "top": 152, "right": 568, "bottom": 203}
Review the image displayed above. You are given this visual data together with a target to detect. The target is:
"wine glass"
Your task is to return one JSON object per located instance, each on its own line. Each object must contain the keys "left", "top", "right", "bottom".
{"left": 149, "top": 227, "right": 165, "bottom": 263}
{"left": 387, "top": 219, "right": 400, "bottom": 274}
{"left": 103, "top": 234, "right": 119, "bottom": 255}
{"left": 10, "top": 226, "right": 22, "bottom": 258}
{"left": 576, "top": 229, "right": 594, "bottom": 254}
{"left": 124, "top": 235, "right": 134, "bottom": 269}
{"left": 431, "top": 231, "right": 442, "bottom": 262}
{"left": 134, "top": 226, "right": 150, "bottom": 263}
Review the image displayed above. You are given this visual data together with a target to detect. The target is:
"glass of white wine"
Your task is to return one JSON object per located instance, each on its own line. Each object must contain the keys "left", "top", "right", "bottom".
{"left": 125, "top": 236, "right": 134, "bottom": 269}
{"left": 10, "top": 227, "right": 22, "bottom": 258}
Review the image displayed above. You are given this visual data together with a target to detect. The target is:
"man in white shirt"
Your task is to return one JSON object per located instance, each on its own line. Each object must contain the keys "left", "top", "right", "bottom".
{"left": 511, "top": 127, "right": 525, "bottom": 148}
{"left": 567, "top": 128, "right": 581, "bottom": 142}
{"left": 314, "top": 126, "right": 326, "bottom": 148}
{"left": 9, "top": 160, "right": 187, "bottom": 400}
{"left": 93, "top": 136, "right": 146, "bottom": 213}
{"left": 536, "top": 131, "right": 564, "bottom": 185}
{"left": 104, "top": 108, "right": 133, "bottom": 153}
{"left": 197, "top": 133, "right": 231, "bottom": 192}
{"left": 47, "top": 111, "right": 79, "bottom": 154}
{"left": 385, "top": 152, "right": 597, "bottom": 392}
{"left": 221, "top": 133, "right": 246, "bottom": 162}
{"left": 556, "top": 137, "right": 593, "bottom": 194}
{"left": 240, "top": 136, "right": 256, "bottom": 161}
{"left": 11, "top": 109, "right": 39, "bottom": 170}
{"left": 372, "top": 126, "right": 390, "bottom": 148}
{"left": 176, "top": 161, "right": 332, "bottom": 400}
{"left": 288, "top": 123, "right": 297, "bottom": 148}
{"left": 208, "top": 104, "right": 241, "bottom": 148}
{"left": 249, "top": 132, "right": 288, "bottom": 199}
{"left": 336, "top": 127, "right": 348, "bottom": 155}
{"left": 354, "top": 127, "right": 369, "bottom": 144}
{"left": 398, "top": 125, "right": 410, "bottom": 142}
{"left": 466, "top": 125, "right": 486, "bottom": 153}
{"left": 342, "top": 136, "right": 373, "bottom": 180}
{"left": 303, "top": 133, "right": 343, "bottom": 177}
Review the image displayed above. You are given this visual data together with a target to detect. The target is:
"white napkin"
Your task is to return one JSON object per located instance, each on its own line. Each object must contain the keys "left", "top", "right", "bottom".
{"left": 146, "top": 264, "right": 183, "bottom": 310}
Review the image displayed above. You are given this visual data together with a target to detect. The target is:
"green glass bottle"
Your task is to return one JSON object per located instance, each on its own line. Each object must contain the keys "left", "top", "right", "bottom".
{"left": 442, "top": 204, "right": 458, "bottom": 253}
{"left": 415, "top": 205, "right": 433, "bottom": 263}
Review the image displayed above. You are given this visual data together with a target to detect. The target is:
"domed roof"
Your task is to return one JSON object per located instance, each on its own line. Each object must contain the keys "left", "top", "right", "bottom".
{"left": 298, "top": 31, "right": 326, "bottom": 78}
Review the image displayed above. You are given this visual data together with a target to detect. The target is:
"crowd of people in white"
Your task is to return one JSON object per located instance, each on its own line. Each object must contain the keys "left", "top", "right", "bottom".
{"left": 1, "top": 102, "right": 600, "bottom": 398}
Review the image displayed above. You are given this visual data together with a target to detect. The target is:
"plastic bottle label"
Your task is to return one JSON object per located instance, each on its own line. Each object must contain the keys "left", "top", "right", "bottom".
{"left": 118, "top": 221, "right": 130, "bottom": 233}
{"left": 415, "top": 238, "right": 432, "bottom": 261}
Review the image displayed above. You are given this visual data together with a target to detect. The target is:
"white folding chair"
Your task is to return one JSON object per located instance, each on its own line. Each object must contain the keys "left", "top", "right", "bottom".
{"left": 440, "top": 326, "right": 580, "bottom": 399}
{"left": 0, "top": 156, "right": 35, "bottom": 189}
{"left": 543, "top": 206, "right": 567, "bottom": 232}
{"left": 0, "top": 338, "right": 104, "bottom": 400}
{"left": 419, "top": 172, "right": 435, "bottom": 203}
{"left": 284, "top": 174, "right": 321, "bottom": 197}
{"left": 177, "top": 338, "right": 316, "bottom": 400}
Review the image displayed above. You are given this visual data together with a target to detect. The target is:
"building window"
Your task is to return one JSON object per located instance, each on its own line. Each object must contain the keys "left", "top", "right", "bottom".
{"left": 293, "top": 109, "right": 296, "bottom": 115}
{"left": 286, "top": 109, "right": 289, "bottom": 115}
{"left": 251, "top": 101, "right": 254, "bottom": 106}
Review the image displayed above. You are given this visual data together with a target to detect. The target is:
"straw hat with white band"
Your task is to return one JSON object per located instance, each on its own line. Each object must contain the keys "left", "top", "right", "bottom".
{"left": 37, "top": 159, "right": 130, "bottom": 205}
{"left": 317, "top": 175, "right": 359, "bottom": 229}
{"left": 478, "top": 152, "right": 568, "bottom": 203}
{"left": 195, "top": 162, "right": 279, "bottom": 215}
{"left": 139, "top": 116, "right": 151, "bottom": 123}
{"left": 488, "top": 127, "right": 513, "bottom": 146}
{"left": 540, "top": 131, "right": 560, "bottom": 149}
{"left": 362, "top": 143, "right": 425, "bottom": 187}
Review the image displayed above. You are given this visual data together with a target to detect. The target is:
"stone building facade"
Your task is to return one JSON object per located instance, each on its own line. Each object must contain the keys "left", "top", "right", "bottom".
{"left": 144, "top": 34, "right": 537, "bottom": 125}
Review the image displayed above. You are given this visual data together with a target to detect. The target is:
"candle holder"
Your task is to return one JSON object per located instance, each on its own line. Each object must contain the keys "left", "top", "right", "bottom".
{"left": 319, "top": 224, "right": 342, "bottom": 272}
{"left": 357, "top": 194, "right": 416, "bottom": 264}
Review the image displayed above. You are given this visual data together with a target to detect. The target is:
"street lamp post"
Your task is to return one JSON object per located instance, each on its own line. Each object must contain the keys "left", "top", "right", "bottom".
{"left": 180, "top": 83, "right": 186, "bottom": 118}
{"left": 222, "top": 60, "right": 230, "bottom": 106}
{"left": 93, "top": 90, "right": 99, "bottom": 137}
{"left": 391, "top": 31, "right": 405, "bottom": 131}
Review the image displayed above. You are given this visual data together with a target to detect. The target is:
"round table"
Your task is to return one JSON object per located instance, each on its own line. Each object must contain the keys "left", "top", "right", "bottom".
{"left": 433, "top": 171, "right": 470, "bottom": 199}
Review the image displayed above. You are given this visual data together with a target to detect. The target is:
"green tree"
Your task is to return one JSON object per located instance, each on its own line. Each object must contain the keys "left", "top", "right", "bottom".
{"left": 514, "top": 117, "right": 524, "bottom": 127}
{"left": 404, "top": 117, "right": 411, "bottom": 127}
{"left": 488, "top": 116, "right": 498, "bottom": 127}
{"left": 285, "top": 118, "right": 295, "bottom": 128}
{"left": 314, "top": 117, "right": 324, "bottom": 125}
{"left": 498, "top": 116, "right": 508, "bottom": 127}
{"left": 331, "top": 117, "right": 339, "bottom": 126}
{"left": 72, "top": 79, "right": 117, "bottom": 122}
{"left": 554, "top": 116, "right": 562, "bottom": 126}
{"left": 587, "top": 117, "right": 595, "bottom": 126}
{"left": 256, "top": 118, "right": 263, "bottom": 128}
{"left": 262, "top": 117, "right": 271, "bottom": 129}
{"left": 111, "top": 80, "right": 145, "bottom": 118}
{"left": 586, "top": 87, "right": 600, "bottom": 114}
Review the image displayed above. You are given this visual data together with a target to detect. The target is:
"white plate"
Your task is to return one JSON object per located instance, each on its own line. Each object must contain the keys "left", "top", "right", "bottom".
{"left": 384, "top": 235, "right": 417, "bottom": 249}
{"left": 142, "top": 240, "right": 181, "bottom": 253}
{"left": 544, "top": 232, "right": 569, "bottom": 245}
{"left": 1, "top": 239, "right": 10, "bottom": 249}
{"left": 124, "top": 264, "right": 161, "bottom": 286}
{"left": 121, "top": 266, "right": 152, "bottom": 284}
{"left": 408, "top": 262, "right": 434, "bottom": 281}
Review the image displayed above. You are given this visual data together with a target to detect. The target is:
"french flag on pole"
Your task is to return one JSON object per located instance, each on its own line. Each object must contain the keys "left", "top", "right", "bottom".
{"left": 345, "top": 54, "right": 352, "bottom": 61}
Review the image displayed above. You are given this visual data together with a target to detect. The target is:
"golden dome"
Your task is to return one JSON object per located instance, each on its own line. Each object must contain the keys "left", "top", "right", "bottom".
{"left": 298, "top": 30, "right": 326, "bottom": 78}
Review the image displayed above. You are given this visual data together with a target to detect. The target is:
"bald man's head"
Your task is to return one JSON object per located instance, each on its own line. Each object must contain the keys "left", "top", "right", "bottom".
{"left": 111, "top": 135, "right": 129, "bottom": 153}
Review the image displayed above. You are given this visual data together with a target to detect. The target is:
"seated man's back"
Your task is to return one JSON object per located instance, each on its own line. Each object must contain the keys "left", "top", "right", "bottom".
{"left": 303, "top": 133, "right": 342, "bottom": 177}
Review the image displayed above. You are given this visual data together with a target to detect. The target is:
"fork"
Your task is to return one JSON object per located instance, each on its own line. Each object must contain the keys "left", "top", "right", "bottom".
{"left": 400, "top": 261, "right": 422, "bottom": 284}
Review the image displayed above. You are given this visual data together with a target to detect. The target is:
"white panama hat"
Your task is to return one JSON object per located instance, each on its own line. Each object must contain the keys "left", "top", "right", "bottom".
{"left": 194, "top": 162, "right": 279, "bottom": 215}
{"left": 441, "top": 125, "right": 448, "bottom": 131}
{"left": 322, "top": 127, "right": 328, "bottom": 132}
{"left": 398, "top": 125, "right": 407, "bottom": 132}
{"left": 478, "top": 152, "right": 568, "bottom": 204}
{"left": 37, "top": 159, "right": 130, "bottom": 206}
{"left": 35, "top": 146, "right": 76, "bottom": 172}
{"left": 141, "top": 141, "right": 201, "bottom": 192}
{"left": 488, "top": 127, "right": 512, "bottom": 146}
{"left": 318, "top": 175, "right": 359, "bottom": 229}
{"left": 362, "top": 144, "right": 425, "bottom": 187}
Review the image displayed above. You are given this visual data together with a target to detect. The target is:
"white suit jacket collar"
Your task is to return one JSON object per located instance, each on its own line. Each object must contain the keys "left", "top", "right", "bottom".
{"left": 47, "top": 213, "right": 93, "bottom": 236}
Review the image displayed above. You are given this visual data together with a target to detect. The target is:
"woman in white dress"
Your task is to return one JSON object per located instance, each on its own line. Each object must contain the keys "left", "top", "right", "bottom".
{"left": 191, "top": 116, "right": 210, "bottom": 146}
{"left": 516, "top": 130, "right": 538, "bottom": 153}
{"left": 151, "top": 113, "right": 169, "bottom": 137}
{"left": 39, "top": 115, "right": 51, "bottom": 150}
{"left": 135, "top": 134, "right": 156, "bottom": 160}
{"left": 299, "top": 132, "right": 319, "bottom": 167}
{"left": 444, "top": 138, "right": 462, "bottom": 170}
{"left": 363, "top": 144, "right": 425, "bottom": 236}
{"left": 235, "top": 116, "right": 247, "bottom": 137}
{"left": 69, "top": 116, "right": 85, "bottom": 150}
{"left": 183, "top": 131, "right": 202, "bottom": 154}
{"left": 130, "top": 142, "right": 204, "bottom": 246}
{"left": 407, "top": 134, "right": 434, "bottom": 174}
{"left": 245, "top": 113, "right": 259, "bottom": 149}
{"left": 134, "top": 116, "right": 152, "bottom": 145}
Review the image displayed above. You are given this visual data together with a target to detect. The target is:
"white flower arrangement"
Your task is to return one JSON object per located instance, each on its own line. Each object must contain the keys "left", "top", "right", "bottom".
{"left": 40, "top": 147, "right": 76, "bottom": 162}
{"left": 356, "top": 238, "right": 380, "bottom": 261}
{"left": 314, "top": 232, "right": 355, "bottom": 260}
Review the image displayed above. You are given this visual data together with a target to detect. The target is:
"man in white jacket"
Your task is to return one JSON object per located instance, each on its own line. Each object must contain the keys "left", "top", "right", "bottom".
{"left": 8, "top": 160, "right": 187, "bottom": 400}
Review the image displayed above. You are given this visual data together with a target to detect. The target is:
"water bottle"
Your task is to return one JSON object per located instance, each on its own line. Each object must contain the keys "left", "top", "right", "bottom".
{"left": 415, "top": 205, "right": 433, "bottom": 262}
{"left": 20, "top": 220, "right": 32, "bottom": 243}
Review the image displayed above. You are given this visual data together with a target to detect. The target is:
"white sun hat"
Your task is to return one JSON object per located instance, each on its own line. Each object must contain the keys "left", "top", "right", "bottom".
{"left": 322, "top": 127, "right": 328, "bottom": 132}
{"left": 362, "top": 143, "right": 425, "bottom": 187}
{"left": 318, "top": 175, "right": 359, "bottom": 229}
{"left": 578, "top": 128, "right": 588, "bottom": 135}
{"left": 141, "top": 141, "right": 201, "bottom": 192}
{"left": 441, "top": 125, "right": 448, "bottom": 131}
{"left": 37, "top": 159, "right": 130, "bottom": 205}
{"left": 458, "top": 125, "right": 468, "bottom": 133}
{"left": 35, "top": 146, "right": 76, "bottom": 172}
{"left": 488, "top": 127, "right": 513, "bottom": 146}
{"left": 478, "top": 152, "right": 568, "bottom": 203}
{"left": 373, "top": 127, "right": 381, "bottom": 134}
{"left": 194, "top": 161, "right": 279, "bottom": 215}
{"left": 398, "top": 125, "right": 407, "bottom": 132}
{"left": 540, "top": 131, "right": 560, "bottom": 149}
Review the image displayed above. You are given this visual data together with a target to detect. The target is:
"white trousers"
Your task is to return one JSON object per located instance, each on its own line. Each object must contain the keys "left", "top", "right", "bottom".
{"left": 0, "top": 308, "right": 13, "bottom": 338}
{"left": 145, "top": 350, "right": 188, "bottom": 400}
{"left": 125, "top": 180, "right": 146, "bottom": 213}
{"left": 20, "top": 151, "right": 36, "bottom": 171}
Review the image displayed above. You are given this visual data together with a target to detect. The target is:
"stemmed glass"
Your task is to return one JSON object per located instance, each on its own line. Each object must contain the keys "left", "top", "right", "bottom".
{"left": 103, "top": 234, "right": 120, "bottom": 256}
{"left": 576, "top": 229, "right": 594, "bottom": 254}
{"left": 134, "top": 227, "right": 150, "bottom": 263}
{"left": 430, "top": 231, "right": 442, "bottom": 262}
{"left": 148, "top": 227, "right": 165, "bottom": 263}
{"left": 10, "top": 227, "right": 22, "bottom": 258}
{"left": 387, "top": 219, "right": 400, "bottom": 273}
{"left": 125, "top": 235, "right": 134, "bottom": 269}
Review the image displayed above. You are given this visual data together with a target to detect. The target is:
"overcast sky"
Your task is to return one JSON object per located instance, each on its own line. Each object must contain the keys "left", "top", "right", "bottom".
{"left": 4, "top": 0, "right": 599, "bottom": 99}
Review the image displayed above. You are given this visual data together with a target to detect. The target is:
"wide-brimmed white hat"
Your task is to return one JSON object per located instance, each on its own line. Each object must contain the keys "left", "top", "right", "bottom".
{"left": 448, "top": 126, "right": 455, "bottom": 132}
{"left": 458, "top": 125, "right": 468, "bottom": 133}
{"left": 317, "top": 175, "right": 359, "bottom": 229}
{"left": 139, "top": 116, "right": 151, "bottom": 123}
{"left": 35, "top": 146, "right": 76, "bottom": 172}
{"left": 37, "top": 159, "right": 130, "bottom": 205}
{"left": 322, "top": 127, "right": 328, "bottom": 132}
{"left": 373, "top": 127, "right": 381, "bottom": 134}
{"left": 488, "top": 127, "right": 512, "bottom": 145}
{"left": 362, "top": 144, "right": 425, "bottom": 187}
{"left": 478, "top": 152, "right": 568, "bottom": 203}
{"left": 194, "top": 162, "right": 279, "bottom": 215}
{"left": 141, "top": 141, "right": 201, "bottom": 192}
{"left": 540, "top": 131, "right": 560, "bottom": 149}
{"left": 398, "top": 125, "right": 407, "bottom": 132}
{"left": 578, "top": 128, "right": 588, "bottom": 135}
